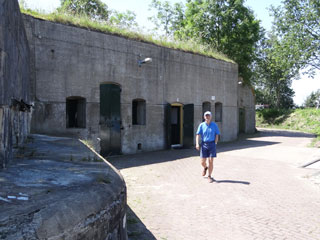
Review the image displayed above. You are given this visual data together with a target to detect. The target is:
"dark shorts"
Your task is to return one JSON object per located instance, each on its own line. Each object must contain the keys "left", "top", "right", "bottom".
{"left": 200, "top": 142, "right": 216, "bottom": 158}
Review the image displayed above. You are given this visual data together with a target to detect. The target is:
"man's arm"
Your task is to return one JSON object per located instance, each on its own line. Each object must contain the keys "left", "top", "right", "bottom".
{"left": 196, "top": 134, "right": 200, "bottom": 151}
{"left": 215, "top": 134, "right": 219, "bottom": 144}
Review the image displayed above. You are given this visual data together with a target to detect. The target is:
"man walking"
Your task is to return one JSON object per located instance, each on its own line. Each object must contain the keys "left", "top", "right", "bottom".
{"left": 196, "top": 111, "right": 220, "bottom": 183}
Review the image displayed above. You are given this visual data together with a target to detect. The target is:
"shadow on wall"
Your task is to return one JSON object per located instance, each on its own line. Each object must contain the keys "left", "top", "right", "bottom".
{"left": 127, "top": 206, "right": 156, "bottom": 240}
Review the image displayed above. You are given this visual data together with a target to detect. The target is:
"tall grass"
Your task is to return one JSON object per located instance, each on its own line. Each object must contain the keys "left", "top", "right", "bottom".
{"left": 20, "top": 8, "right": 233, "bottom": 63}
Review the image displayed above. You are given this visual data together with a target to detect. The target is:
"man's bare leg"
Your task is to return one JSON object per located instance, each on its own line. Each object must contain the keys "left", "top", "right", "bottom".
{"left": 208, "top": 157, "right": 214, "bottom": 182}
{"left": 201, "top": 158, "right": 208, "bottom": 176}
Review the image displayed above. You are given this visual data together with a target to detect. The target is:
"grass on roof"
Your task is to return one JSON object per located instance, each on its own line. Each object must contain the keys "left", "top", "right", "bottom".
{"left": 20, "top": 8, "right": 233, "bottom": 63}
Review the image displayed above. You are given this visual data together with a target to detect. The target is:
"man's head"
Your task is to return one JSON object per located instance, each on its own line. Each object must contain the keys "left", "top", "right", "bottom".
{"left": 204, "top": 111, "right": 212, "bottom": 122}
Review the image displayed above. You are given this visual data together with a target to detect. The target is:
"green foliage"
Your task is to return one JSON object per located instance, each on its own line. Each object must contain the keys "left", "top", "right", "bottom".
{"left": 254, "top": 0, "right": 320, "bottom": 110}
{"left": 109, "top": 10, "right": 138, "bottom": 29}
{"left": 304, "top": 89, "right": 320, "bottom": 108}
{"left": 149, "top": 0, "right": 262, "bottom": 85}
{"left": 256, "top": 108, "right": 293, "bottom": 125}
{"left": 253, "top": 32, "right": 296, "bottom": 109}
{"left": 59, "top": 0, "right": 109, "bottom": 21}
{"left": 256, "top": 108, "right": 320, "bottom": 138}
{"left": 270, "top": 0, "right": 320, "bottom": 77}
{"left": 20, "top": 8, "right": 232, "bottom": 63}
{"left": 148, "top": 0, "right": 185, "bottom": 36}
{"left": 58, "top": 0, "right": 137, "bottom": 29}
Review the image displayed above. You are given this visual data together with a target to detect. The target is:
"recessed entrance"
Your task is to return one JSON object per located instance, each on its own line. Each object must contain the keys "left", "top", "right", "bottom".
{"left": 171, "top": 104, "right": 183, "bottom": 145}
{"left": 66, "top": 97, "right": 86, "bottom": 128}
{"left": 239, "top": 108, "right": 245, "bottom": 133}
{"left": 165, "top": 103, "right": 194, "bottom": 148}
{"left": 99, "top": 83, "right": 121, "bottom": 156}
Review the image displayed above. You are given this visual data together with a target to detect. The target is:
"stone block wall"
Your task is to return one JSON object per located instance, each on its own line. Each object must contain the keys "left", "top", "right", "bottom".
{"left": 0, "top": 0, "right": 31, "bottom": 168}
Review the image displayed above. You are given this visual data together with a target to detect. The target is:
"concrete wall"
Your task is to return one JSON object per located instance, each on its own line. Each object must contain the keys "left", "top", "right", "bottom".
{"left": 23, "top": 15, "right": 241, "bottom": 155}
{"left": 238, "top": 84, "right": 256, "bottom": 134}
{"left": 0, "top": 0, "right": 31, "bottom": 168}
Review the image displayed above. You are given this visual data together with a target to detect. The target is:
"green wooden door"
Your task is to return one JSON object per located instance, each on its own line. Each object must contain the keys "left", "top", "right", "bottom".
{"left": 100, "top": 84, "right": 121, "bottom": 156}
{"left": 183, "top": 104, "right": 194, "bottom": 148}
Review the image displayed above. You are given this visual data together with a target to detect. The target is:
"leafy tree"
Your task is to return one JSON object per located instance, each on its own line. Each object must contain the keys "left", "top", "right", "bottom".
{"left": 148, "top": 0, "right": 185, "bottom": 36}
{"left": 59, "top": 0, "right": 110, "bottom": 20}
{"left": 270, "top": 0, "right": 320, "bottom": 77}
{"left": 304, "top": 90, "right": 320, "bottom": 108}
{"left": 178, "top": 0, "right": 262, "bottom": 84}
{"left": 149, "top": 0, "right": 262, "bottom": 84}
{"left": 109, "top": 10, "right": 138, "bottom": 29}
{"left": 253, "top": 34, "right": 295, "bottom": 109}
{"left": 59, "top": 0, "right": 137, "bottom": 29}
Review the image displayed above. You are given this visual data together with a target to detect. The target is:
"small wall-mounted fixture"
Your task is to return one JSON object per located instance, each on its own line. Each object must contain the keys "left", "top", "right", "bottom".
{"left": 138, "top": 55, "right": 152, "bottom": 67}
{"left": 238, "top": 77, "right": 243, "bottom": 85}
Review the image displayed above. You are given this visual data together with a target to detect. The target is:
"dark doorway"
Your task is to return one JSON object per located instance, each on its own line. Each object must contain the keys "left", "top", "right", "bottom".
{"left": 239, "top": 108, "right": 245, "bottom": 133}
{"left": 100, "top": 83, "right": 121, "bottom": 156}
{"left": 183, "top": 104, "right": 194, "bottom": 148}
{"left": 171, "top": 106, "right": 181, "bottom": 145}
{"left": 165, "top": 103, "right": 194, "bottom": 148}
{"left": 66, "top": 97, "right": 86, "bottom": 128}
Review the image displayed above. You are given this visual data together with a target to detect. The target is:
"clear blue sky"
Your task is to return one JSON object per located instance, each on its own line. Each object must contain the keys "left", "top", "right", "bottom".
{"left": 21, "top": 0, "right": 320, "bottom": 105}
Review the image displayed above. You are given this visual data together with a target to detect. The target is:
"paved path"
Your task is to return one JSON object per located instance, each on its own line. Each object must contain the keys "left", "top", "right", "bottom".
{"left": 110, "top": 129, "right": 320, "bottom": 240}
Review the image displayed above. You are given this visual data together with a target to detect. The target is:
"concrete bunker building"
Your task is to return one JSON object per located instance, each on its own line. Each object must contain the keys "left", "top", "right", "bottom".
{"left": 22, "top": 15, "right": 255, "bottom": 157}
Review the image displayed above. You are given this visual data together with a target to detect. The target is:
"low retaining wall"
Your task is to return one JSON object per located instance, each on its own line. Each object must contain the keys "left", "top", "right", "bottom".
{"left": 0, "top": 134, "right": 127, "bottom": 240}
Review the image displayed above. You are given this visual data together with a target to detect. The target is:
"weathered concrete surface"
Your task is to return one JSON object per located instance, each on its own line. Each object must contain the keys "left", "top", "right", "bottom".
{"left": 238, "top": 84, "right": 256, "bottom": 134}
{"left": 110, "top": 129, "right": 320, "bottom": 240}
{"left": 22, "top": 14, "right": 243, "bottom": 155}
{"left": 0, "top": 134, "right": 127, "bottom": 240}
{"left": 0, "top": 0, "right": 31, "bottom": 168}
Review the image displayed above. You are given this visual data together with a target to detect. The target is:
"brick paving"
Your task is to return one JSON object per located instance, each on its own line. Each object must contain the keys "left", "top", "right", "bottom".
{"left": 109, "top": 129, "right": 320, "bottom": 240}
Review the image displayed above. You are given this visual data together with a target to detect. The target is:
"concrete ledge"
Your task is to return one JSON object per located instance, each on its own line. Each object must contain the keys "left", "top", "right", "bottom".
{"left": 0, "top": 134, "right": 127, "bottom": 240}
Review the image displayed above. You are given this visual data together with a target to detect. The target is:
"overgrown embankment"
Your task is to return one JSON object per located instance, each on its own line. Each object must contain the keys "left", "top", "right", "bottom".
{"left": 256, "top": 108, "right": 320, "bottom": 147}
{"left": 20, "top": 8, "right": 232, "bottom": 63}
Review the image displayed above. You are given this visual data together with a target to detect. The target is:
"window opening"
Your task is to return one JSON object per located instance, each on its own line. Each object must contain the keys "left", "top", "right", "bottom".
{"left": 132, "top": 99, "right": 146, "bottom": 125}
{"left": 215, "top": 102, "right": 222, "bottom": 122}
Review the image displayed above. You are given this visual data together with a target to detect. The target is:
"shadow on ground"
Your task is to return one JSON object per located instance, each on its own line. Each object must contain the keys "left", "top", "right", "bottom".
{"left": 109, "top": 148, "right": 198, "bottom": 170}
{"left": 126, "top": 206, "right": 156, "bottom": 240}
{"left": 109, "top": 129, "right": 287, "bottom": 170}
{"left": 215, "top": 179, "right": 250, "bottom": 185}
{"left": 217, "top": 139, "right": 280, "bottom": 154}
{"left": 256, "top": 128, "right": 316, "bottom": 138}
